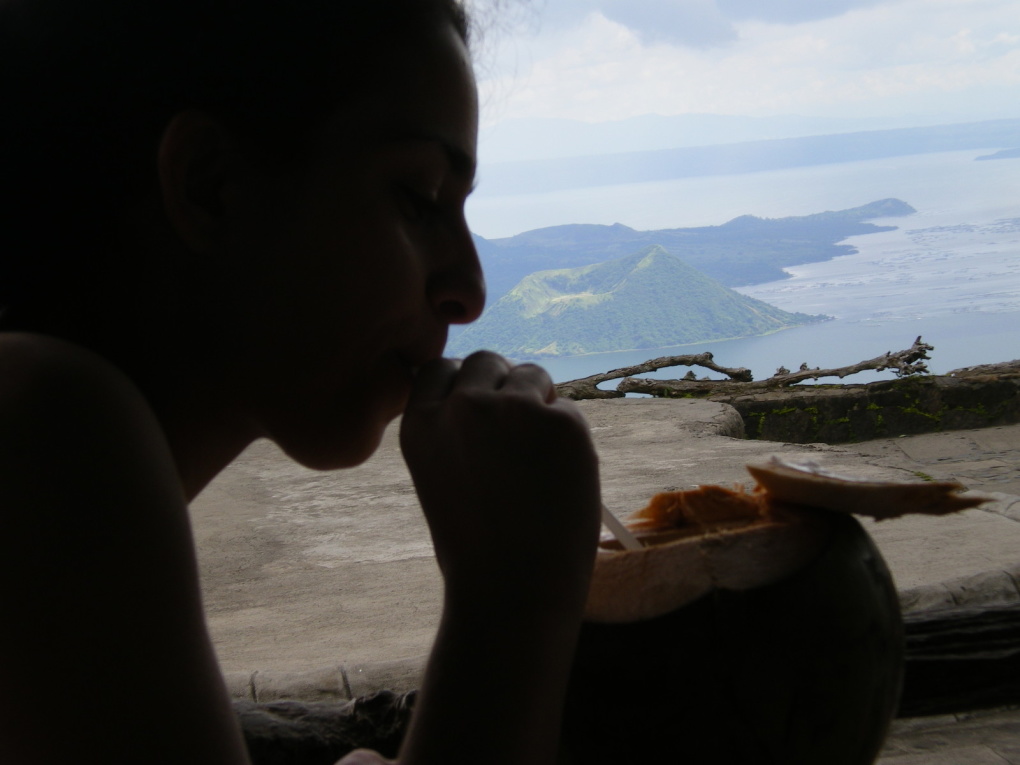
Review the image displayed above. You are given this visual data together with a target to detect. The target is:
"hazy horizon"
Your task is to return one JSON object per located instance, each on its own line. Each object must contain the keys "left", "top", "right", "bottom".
{"left": 471, "top": 0, "right": 1020, "bottom": 162}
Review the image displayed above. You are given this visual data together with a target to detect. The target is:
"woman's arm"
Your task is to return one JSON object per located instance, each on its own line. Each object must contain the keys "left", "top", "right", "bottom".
{"left": 0, "top": 335, "right": 250, "bottom": 764}
{"left": 397, "top": 352, "right": 602, "bottom": 764}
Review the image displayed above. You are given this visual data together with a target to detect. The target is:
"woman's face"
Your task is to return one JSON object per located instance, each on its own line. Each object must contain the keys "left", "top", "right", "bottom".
{"left": 220, "top": 20, "right": 484, "bottom": 469}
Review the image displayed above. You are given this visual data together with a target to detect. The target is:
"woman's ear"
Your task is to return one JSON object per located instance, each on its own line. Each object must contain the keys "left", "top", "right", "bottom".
{"left": 157, "top": 110, "right": 238, "bottom": 255}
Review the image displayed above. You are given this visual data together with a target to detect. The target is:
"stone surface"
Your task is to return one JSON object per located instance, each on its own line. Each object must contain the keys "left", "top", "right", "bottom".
{"left": 252, "top": 667, "right": 347, "bottom": 704}
{"left": 193, "top": 435, "right": 443, "bottom": 673}
{"left": 345, "top": 656, "right": 426, "bottom": 699}
{"left": 879, "top": 707, "right": 1020, "bottom": 764}
{"left": 195, "top": 407, "right": 1020, "bottom": 675}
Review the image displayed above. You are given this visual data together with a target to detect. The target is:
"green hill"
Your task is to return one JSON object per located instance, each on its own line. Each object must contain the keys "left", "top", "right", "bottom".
{"left": 449, "top": 245, "right": 826, "bottom": 359}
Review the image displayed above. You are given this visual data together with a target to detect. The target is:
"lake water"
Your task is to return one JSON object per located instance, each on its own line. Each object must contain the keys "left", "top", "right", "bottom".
{"left": 465, "top": 149, "right": 1020, "bottom": 385}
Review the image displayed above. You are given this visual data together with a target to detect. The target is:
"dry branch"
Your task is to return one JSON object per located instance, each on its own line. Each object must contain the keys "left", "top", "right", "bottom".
{"left": 555, "top": 337, "right": 933, "bottom": 400}
{"left": 554, "top": 352, "right": 753, "bottom": 400}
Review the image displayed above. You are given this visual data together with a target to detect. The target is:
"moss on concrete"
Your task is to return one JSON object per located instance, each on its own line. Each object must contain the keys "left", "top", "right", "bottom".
{"left": 724, "top": 374, "right": 1020, "bottom": 444}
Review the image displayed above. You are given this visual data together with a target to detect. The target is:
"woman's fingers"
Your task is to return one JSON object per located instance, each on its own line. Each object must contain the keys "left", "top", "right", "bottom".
{"left": 333, "top": 750, "right": 393, "bottom": 765}
{"left": 446, "top": 350, "right": 512, "bottom": 393}
{"left": 399, "top": 349, "right": 601, "bottom": 611}
{"left": 407, "top": 358, "right": 462, "bottom": 406}
{"left": 500, "top": 362, "right": 557, "bottom": 403}
{"left": 409, "top": 351, "right": 515, "bottom": 408}
{"left": 412, "top": 352, "right": 554, "bottom": 405}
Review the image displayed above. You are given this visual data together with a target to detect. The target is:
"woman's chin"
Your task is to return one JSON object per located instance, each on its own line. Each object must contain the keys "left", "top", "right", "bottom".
{"left": 268, "top": 402, "right": 399, "bottom": 471}
{"left": 278, "top": 427, "right": 385, "bottom": 471}
{"left": 259, "top": 365, "right": 411, "bottom": 470}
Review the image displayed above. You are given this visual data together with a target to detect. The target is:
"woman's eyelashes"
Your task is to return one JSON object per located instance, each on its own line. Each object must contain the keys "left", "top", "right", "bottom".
{"left": 398, "top": 176, "right": 460, "bottom": 227}
{"left": 401, "top": 186, "right": 442, "bottom": 223}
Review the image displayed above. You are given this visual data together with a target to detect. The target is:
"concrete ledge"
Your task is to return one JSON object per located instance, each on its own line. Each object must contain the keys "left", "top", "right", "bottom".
{"left": 900, "top": 566, "right": 1020, "bottom": 615}
{"left": 255, "top": 667, "right": 347, "bottom": 703}
{"left": 225, "top": 560, "right": 1020, "bottom": 704}
{"left": 879, "top": 705, "right": 1020, "bottom": 764}
{"left": 226, "top": 657, "right": 427, "bottom": 703}
{"left": 346, "top": 656, "right": 427, "bottom": 698}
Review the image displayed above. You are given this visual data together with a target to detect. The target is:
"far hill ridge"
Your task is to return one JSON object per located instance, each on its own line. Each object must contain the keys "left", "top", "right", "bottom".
{"left": 472, "top": 198, "right": 916, "bottom": 303}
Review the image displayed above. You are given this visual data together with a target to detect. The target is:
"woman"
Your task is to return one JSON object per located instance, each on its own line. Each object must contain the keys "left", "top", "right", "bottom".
{"left": 0, "top": 1, "right": 602, "bottom": 763}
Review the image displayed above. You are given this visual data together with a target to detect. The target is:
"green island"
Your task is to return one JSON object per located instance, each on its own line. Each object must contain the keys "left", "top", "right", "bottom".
{"left": 447, "top": 245, "right": 825, "bottom": 358}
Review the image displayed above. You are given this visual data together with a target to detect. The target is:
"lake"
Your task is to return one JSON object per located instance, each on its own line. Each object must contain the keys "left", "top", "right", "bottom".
{"left": 465, "top": 149, "right": 1020, "bottom": 385}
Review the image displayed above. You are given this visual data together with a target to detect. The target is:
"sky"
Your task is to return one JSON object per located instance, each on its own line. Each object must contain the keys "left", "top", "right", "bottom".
{"left": 471, "top": 0, "right": 1020, "bottom": 135}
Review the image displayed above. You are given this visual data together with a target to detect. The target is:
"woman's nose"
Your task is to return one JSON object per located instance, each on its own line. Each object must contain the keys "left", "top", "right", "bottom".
{"left": 428, "top": 236, "right": 486, "bottom": 324}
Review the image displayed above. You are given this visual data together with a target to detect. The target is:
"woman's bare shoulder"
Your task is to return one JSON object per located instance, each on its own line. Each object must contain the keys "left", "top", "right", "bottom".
{"left": 0, "top": 332, "right": 181, "bottom": 511}
{"left": 0, "top": 331, "right": 147, "bottom": 411}
{"left": 0, "top": 340, "right": 251, "bottom": 762}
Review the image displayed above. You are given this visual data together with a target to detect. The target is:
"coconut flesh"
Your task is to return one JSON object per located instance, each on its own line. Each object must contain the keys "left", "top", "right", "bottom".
{"left": 561, "top": 459, "right": 988, "bottom": 765}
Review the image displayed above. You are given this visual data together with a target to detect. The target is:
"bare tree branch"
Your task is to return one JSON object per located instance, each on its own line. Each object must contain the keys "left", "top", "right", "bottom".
{"left": 554, "top": 352, "right": 753, "bottom": 400}
{"left": 556, "top": 337, "right": 933, "bottom": 400}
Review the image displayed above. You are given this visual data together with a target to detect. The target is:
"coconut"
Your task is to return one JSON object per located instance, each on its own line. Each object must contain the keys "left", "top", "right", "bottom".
{"left": 560, "top": 459, "right": 987, "bottom": 765}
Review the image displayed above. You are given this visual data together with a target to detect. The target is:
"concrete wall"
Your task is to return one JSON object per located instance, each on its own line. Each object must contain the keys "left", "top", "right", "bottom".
{"left": 725, "top": 371, "right": 1020, "bottom": 444}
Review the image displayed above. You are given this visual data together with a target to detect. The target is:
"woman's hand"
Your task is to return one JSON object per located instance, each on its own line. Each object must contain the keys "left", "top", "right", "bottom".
{"left": 335, "top": 751, "right": 394, "bottom": 765}
{"left": 397, "top": 351, "right": 602, "bottom": 764}
{"left": 399, "top": 351, "right": 601, "bottom": 612}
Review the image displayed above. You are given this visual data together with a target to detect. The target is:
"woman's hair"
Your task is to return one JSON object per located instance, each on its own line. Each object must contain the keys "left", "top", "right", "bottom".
{"left": 0, "top": 0, "right": 468, "bottom": 319}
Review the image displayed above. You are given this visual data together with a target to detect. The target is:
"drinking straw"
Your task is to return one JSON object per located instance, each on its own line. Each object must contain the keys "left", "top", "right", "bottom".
{"left": 600, "top": 503, "right": 643, "bottom": 551}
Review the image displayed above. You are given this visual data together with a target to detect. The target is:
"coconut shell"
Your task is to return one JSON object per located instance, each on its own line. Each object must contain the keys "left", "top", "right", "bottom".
{"left": 561, "top": 460, "right": 985, "bottom": 762}
{"left": 585, "top": 500, "right": 833, "bottom": 623}
{"left": 584, "top": 459, "right": 990, "bottom": 624}
{"left": 562, "top": 513, "right": 904, "bottom": 765}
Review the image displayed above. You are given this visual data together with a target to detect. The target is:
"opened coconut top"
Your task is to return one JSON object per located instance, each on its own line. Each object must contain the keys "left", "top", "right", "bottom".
{"left": 599, "top": 483, "right": 788, "bottom": 551}
{"left": 603, "top": 458, "right": 989, "bottom": 550}
{"left": 586, "top": 459, "right": 991, "bottom": 623}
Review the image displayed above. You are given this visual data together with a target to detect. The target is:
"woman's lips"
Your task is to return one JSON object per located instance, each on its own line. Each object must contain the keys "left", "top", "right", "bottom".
{"left": 399, "top": 335, "right": 449, "bottom": 376}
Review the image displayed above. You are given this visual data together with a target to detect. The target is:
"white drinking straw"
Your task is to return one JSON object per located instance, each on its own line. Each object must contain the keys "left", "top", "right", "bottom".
{"left": 600, "top": 503, "right": 643, "bottom": 551}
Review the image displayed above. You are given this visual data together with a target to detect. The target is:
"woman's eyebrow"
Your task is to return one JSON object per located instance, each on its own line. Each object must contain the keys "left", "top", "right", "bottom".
{"left": 380, "top": 128, "right": 477, "bottom": 182}
{"left": 438, "top": 139, "right": 477, "bottom": 183}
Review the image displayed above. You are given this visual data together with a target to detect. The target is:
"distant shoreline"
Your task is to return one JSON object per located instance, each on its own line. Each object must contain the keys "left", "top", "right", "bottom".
{"left": 506, "top": 321, "right": 827, "bottom": 364}
{"left": 975, "top": 147, "right": 1020, "bottom": 161}
{"left": 475, "top": 118, "right": 1020, "bottom": 198}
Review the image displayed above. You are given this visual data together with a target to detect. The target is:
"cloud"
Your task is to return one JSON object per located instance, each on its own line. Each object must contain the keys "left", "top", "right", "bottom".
{"left": 527, "top": 0, "right": 894, "bottom": 45}
{"left": 716, "top": 0, "right": 886, "bottom": 24}
{"left": 476, "top": 0, "right": 1020, "bottom": 126}
{"left": 535, "top": 0, "right": 737, "bottom": 47}
{"left": 597, "top": 0, "right": 736, "bottom": 46}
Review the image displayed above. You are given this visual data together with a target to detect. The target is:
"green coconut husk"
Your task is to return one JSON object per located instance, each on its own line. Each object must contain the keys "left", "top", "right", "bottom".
{"left": 561, "top": 512, "right": 904, "bottom": 765}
